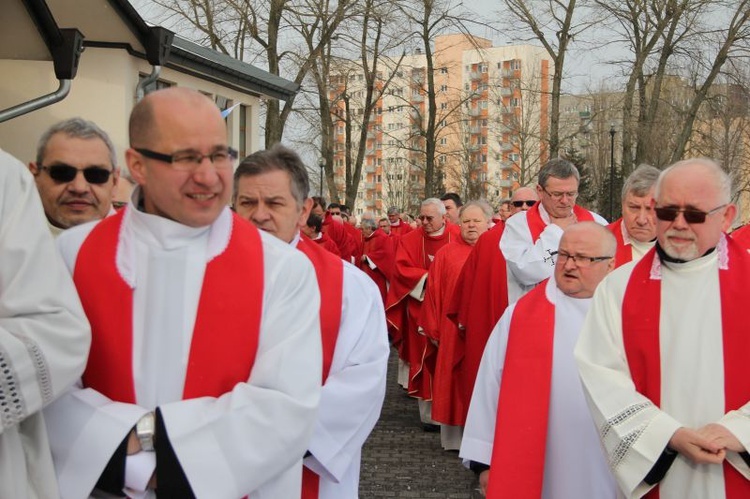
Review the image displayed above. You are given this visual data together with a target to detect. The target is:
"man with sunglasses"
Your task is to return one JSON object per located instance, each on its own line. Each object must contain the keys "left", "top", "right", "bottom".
{"left": 233, "top": 144, "right": 388, "bottom": 499}
{"left": 607, "top": 164, "right": 660, "bottom": 267}
{"left": 386, "top": 198, "right": 461, "bottom": 428}
{"left": 46, "top": 88, "right": 323, "bottom": 498}
{"left": 509, "top": 187, "right": 539, "bottom": 217}
{"left": 576, "top": 159, "right": 750, "bottom": 499}
{"left": 462, "top": 222, "right": 618, "bottom": 498}
{"left": 28, "top": 118, "right": 120, "bottom": 236}
{"left": 500, "top": 158, "right": 606, "bottom": 303}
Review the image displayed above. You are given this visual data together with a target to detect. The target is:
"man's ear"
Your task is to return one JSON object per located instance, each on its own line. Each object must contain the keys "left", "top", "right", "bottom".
{"left": 298, "top": 197, "right": 314, "bottom": 229}
{"left": 125, "top": 149, "right": 146, "bottom": 186}
{"left": 28, "top": 162, "right": 40, "bottom": 175}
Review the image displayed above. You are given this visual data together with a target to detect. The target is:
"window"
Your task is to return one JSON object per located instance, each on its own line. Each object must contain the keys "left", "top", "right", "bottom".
{"left": 440, "top": 67, "right": 448, "bottom": 74}
{"left": 440, "top": 102, "right": 447, "bottom": 110}
{"left": 480, "top": 100, "right": 488, "bottom": 109}
{"left": 440, "top": 85, "right": 448, "bottom": 92}
{"left": 440, "top": 138, "right": 447, "bottom": 145}
{"left": 138, "top": 74, "right": 173, "bottom": 95}
{"left": 480, "top": 64, "right": 487, "bottom": 73}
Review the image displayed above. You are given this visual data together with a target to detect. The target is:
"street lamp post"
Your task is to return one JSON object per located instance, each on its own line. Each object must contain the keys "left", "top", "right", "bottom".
{"left": 318, "top": 158, "right": 324, "bottom": 198}
{"left": 609, "top": 124, "right": 616, "bottom": 221}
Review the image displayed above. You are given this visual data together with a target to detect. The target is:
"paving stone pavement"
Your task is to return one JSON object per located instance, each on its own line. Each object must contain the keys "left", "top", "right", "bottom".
{"left": 359, "top": 348, "right": 480, "bottom": 498}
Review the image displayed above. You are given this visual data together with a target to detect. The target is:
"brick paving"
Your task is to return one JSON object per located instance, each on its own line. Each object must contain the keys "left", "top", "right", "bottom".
{"left": 359, "top": 348, "right": 478, "bottom": 498}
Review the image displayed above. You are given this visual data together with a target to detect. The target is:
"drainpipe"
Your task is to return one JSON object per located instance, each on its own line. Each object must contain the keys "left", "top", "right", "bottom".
{"left": 136, "top": 65, "right": 162, "bottom": 102}
{"left": 0, "top": 22, "right": 83, "bottom": 123}
{"left": 0, "top": 80, "right": 71, "bottom": 123}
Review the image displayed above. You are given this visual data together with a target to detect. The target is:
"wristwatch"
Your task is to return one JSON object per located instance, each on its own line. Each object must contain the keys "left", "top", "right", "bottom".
{"left": 136, "top": 412, "right": 156, "bottom": 452}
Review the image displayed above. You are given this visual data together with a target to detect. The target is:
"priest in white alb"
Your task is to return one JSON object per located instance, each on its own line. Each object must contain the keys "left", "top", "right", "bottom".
{"left": 233, "top": 144, "right": 389, "bottom": 499}
{"left": 0, "top": 150, "right": 91, "bottom": 499}
{"left": 44, "top": 88, "right": 322, "bottom": 499}
{"left": 500, "top": 158, "right": 607, "bottom": 302}
{"left": 576, "top": 158, "right": 750, "bottom": 499}
{"left": 461, "top": 222, "right": 618, "bottom": 498}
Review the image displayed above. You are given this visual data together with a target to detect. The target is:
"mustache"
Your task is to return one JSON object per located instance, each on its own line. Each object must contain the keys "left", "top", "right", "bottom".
{"left": 665, "top": 228, "right": 696, "bottom": 241}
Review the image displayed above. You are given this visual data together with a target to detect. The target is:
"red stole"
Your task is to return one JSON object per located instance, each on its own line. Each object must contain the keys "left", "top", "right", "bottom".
{"left": 608, "top": 218, "right": 633, "bottom": 268}
{"left": 297, "top": 236, "right": 344, "bottom": 499}
{"left": 622, "top": 237, "right": 750, "bottom": 499}
{"left": 74, "top": 209, "right": 263, "bottom": 402}
{"left": 487, "top": 281, "right": 555, "bottom": 498}
{"left": 526, "top": 203, "right": 595, "bottom": 242}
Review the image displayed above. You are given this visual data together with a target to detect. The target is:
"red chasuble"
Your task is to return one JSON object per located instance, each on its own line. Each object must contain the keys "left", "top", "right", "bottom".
{"left": 622, "top": 237, "right": 750, "bottom": 499}
{"left": 447, "top": 223, "right": 509, "bottom": 419}
{"left": 607, "top": 217, "right": 633, "bottom": 268}
{"left": 360, "top": 229, "right": 395, "bottom": 303}
{"left": 74, "top": 210, "right": 263, "bottom": 403}
{"left": 385, "top": 224, "right": 460, "bottom": 399}
{"left": 486, "top": 281, "right": 555, "bottom": 499}
{"left": 322, "top": 215, "right": 357, "bottom": 263}
{"left": 525, "top": 202, "right": 595, "bottom": 242}
{"left": 730, "top": 224, "right": 750, "bottom": 251}
{"left": 311, "top": 232, "right": 342, "bottom": 257}
{"left": 389, "top": 219, "right": 413, "bottom": 238}
{"left": 297, "top": 236, "right": 344, "bottom": 499}
{"left": 419, "top": 238, "right": 473, "bottom": 426}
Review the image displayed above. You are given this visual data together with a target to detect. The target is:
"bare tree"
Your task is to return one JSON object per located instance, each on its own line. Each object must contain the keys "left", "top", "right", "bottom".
{"left": 501, "top": 0, "right": 595, "bottom": 158}
{"left": 394, "top": 0, "right": 482, "bottom": 198}
{"left": 147, "top": 0, "right": 354, "bottom": 145}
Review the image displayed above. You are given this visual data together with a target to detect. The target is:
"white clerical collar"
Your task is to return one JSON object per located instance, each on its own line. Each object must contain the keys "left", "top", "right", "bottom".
{"left": 545, "top": 272, "right": 593, "bottom": 310}
{"left": 390, "top": 219, "right": 401, "bottom": 227}
{"left": 427, "top": 224, "right": 446, "bottom": 237}
{"left": 117, "top": 187, "right": 232, "bottom": 286}
{"left": 538, "top": 203, "right": 551, "bottom": 224}
{"left": 291, "top": 231, "right": 302, "bottom": 247}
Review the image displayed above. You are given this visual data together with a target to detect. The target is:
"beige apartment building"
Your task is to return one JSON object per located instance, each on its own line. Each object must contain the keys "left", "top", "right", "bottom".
{"left": 328, "top": 34, "right": 551, "bottom": 216}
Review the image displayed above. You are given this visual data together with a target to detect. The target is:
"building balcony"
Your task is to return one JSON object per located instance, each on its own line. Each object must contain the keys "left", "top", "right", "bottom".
{"left": 411, "top": 93, "right": 424, "bottom": 103}
{"left": 364, "top": 165, "right": 376, "bottom": 174}
{"left": 469, "top": 71, "right": 482, "bottom": 80}
{"left": 468, "top": 108, "right": 482, "bottom": 117}
{"left": 364, "top": 182, "right": 376, "bottom": 190}
{"left": 501, "top": 68, "right": 517, "bottom": 78}
{"left": 500, "top": 87, "right": 513, "bottom": 97}
{"left": 469, "top": 126, "right": 482, "bottom": 134}
{"left": 501, "top": 142, "right": 515, "bottom": 151}
{"left": 498, "top": 179, "right": 514, "bottom": 188}
{"left": 499, "top": 161, "right": 515, "bottom": 170}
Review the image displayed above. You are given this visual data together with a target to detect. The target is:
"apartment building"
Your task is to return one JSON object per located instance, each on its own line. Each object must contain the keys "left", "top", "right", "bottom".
{"left": 329, "top": 34, "right": 551, "bottom": 216}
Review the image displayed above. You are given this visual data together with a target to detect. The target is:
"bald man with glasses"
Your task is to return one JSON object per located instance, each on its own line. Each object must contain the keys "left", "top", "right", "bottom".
{"left": 28, "top": 118, "right": 120, "bottom": 236}
{"left": 576, "top": 158, "right": 750, "bottom": 499}
{"left": 500, "top": 158, "right": 606, "bottom": 302}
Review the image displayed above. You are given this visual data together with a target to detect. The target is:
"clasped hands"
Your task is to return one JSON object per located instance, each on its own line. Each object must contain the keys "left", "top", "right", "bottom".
{"left": 669, "top": 424, "right": 745, "bottom": 465}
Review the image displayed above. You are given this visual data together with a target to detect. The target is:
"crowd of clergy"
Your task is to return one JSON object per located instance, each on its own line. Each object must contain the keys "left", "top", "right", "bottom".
{"left": 2, "top": 84, "right": 750, "bottom": 499}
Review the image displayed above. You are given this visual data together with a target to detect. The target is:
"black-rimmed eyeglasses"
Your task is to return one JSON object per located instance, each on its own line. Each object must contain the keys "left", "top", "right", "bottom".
{"left": 551, "top": 250, "right": 613, "bottom": 268}
{"left": 134, "top": 147, "right": 238, "bottom": 171}
{"left": 512, "top": 200, "right": 536, "bottom": 208}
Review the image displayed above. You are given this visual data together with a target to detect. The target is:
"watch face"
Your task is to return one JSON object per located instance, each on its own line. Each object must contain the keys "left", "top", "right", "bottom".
{"left": 137, "top": 413, "right": 156, "bottom": 451}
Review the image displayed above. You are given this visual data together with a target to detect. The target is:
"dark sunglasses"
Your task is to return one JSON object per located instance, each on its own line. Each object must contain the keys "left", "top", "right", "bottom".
{"left": 512, "top": 200, "right": 536, "bottom": 208}
{"left": 40, "top": 164, "right": 113, "bottom": 184}
{"left": 654, "top": 204, "right": 727, "bottom": 224}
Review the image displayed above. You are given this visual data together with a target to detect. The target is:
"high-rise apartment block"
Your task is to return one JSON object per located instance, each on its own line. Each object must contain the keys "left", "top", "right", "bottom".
{"left": 329, "top": 34, "right": 551, "bottom": 216}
